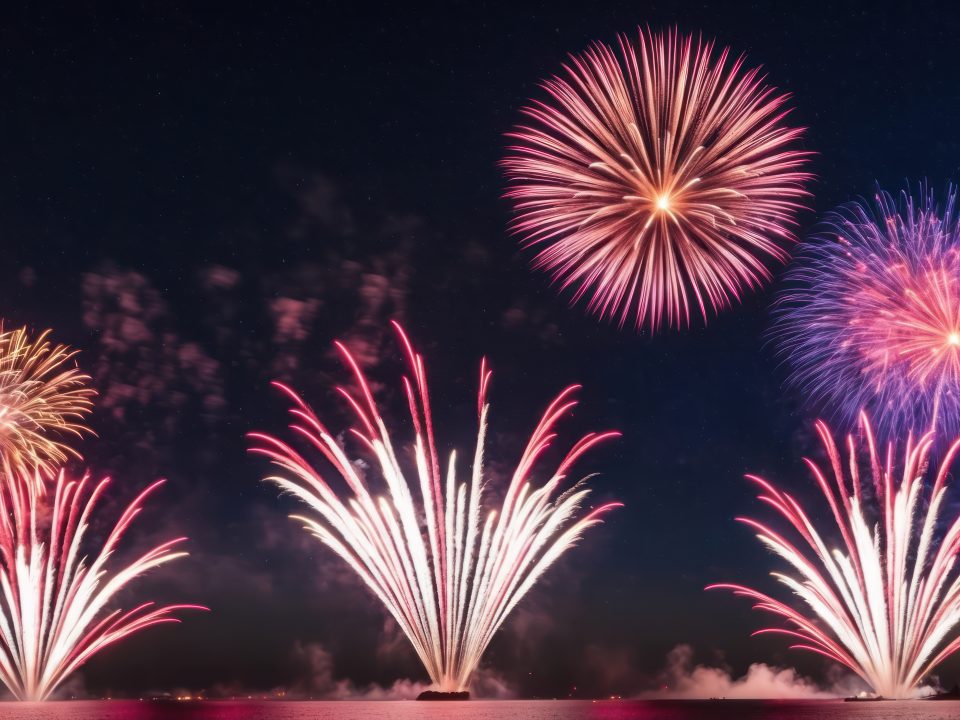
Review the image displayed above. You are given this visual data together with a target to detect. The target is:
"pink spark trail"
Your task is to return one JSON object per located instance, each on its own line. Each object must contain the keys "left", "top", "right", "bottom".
{"left": 250, "top": 322, "right": 621, "bottom": 692}
{"left": 0, "top": 469, "right": 205, "bottom": 701}
{"left": 710, "top": 415, "right": 960, "bottom": 699}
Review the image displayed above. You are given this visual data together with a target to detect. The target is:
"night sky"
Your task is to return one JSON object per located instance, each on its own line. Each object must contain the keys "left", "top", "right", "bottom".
{"left": 3, "top": 0, "right": 960, "bottom": 700}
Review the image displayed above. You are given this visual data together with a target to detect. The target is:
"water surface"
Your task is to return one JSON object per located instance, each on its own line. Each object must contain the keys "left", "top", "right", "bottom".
{"left": 1, "top": 699, "right": 958, "bottom": 720}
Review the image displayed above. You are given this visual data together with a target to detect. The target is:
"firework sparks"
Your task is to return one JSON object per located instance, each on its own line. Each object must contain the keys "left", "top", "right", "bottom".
{"left": 249, "top": 322, "right": 621, "bottom": 692}
{"left": 0, "top": 327, "right": 94, "bottom": 485}
{"left": 710, "top": 416, "right": 960, "bottom": 699}
{"left": 0, "top": 469, "right": 205, "bottom": 701}
{"left": 776, "top": 186, "right": 960, "bottom": 439}
{"left": 502, "top": 28, "right": 811, "bottom": 332}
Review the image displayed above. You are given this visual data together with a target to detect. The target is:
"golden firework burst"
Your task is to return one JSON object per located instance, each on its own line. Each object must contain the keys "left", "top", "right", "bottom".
{"left": 0, "top": 326, "right": 95, "bottom": 484}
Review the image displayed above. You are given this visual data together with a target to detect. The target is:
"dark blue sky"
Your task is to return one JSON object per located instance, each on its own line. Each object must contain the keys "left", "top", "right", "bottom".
{"left": 1, "top": 0, "right": 960, "bottom": 699}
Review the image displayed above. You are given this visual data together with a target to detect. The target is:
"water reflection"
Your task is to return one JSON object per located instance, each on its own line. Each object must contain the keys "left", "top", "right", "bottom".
{"left": 2, "top": 699, "right": 959, "bottom": 720}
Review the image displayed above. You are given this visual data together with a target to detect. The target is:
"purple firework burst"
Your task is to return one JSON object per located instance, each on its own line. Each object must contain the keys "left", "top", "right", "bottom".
{"left": 775, "top": 184, "right": 960, "bottom": 440}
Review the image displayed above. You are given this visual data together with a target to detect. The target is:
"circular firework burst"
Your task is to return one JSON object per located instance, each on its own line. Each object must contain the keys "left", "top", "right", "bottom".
{"left": 0, "top": 326, "right": 94, "bottom": 482}
{"left": 775, "top": 185, "right": 960, "bottom": 439}
{"left": 502, "top": 28, "right": 811, "bottom": 332}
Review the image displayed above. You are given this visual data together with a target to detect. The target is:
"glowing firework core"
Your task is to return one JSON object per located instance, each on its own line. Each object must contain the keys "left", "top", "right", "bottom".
{"left": 504, "top": 28, "right": 810, "bottom": 331}
{"left": 250, "top": 323, "right": 620, "bottom": 692}
{"left": 711, "top": 416, "right": 960, "bottom": 699}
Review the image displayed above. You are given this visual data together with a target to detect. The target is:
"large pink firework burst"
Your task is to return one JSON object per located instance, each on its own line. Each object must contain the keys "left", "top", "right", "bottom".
{"left": 503, "top": 28, "right": 811, "bottom": 332}
{"left": 710, "top": 416, "right": 960, "bottom": 699}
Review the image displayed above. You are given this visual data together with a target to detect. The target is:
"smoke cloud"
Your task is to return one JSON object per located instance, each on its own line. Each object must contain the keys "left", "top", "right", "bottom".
{"left": 286, "top": 641, "right": 427, "bottom": 700}
{"left": 643, "top": 645, "right": 835, "bottom": 699}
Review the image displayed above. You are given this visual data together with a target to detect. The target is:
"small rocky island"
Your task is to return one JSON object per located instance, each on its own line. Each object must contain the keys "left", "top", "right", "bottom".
{"left": 416, "top": 690, "right": 470, "bottom": 701}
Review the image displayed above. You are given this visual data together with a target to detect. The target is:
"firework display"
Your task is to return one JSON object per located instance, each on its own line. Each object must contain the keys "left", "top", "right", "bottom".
{"left": 710, "top": 416, "right": 960, "bottom": 699}
{"left": 250, "top": 323, "right": 620, "bottom": 692}
{"left": 0, "top": 320, "right": 205, "bottom": 701}
{"left": 776, "top": 186, "right": 960, "bottom": 440}
{"left": 5, "top": 12, "right": 960, "bottom": 706}
{"left": 0, "top": 469, "right": 204, "bottom": 701}
{"left": 503, "top": 28, "right": 810, "bottom": 331}
{"left": 0, "top": 327, "right": 94, "bottom": 485}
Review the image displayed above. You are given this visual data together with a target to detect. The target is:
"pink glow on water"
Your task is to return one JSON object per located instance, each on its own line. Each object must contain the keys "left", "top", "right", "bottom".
{"left": 3, "top": 700, "right": 960, "bottom": 720}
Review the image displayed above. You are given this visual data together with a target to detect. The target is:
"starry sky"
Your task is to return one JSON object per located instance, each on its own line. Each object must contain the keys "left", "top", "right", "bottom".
{"left": 2, "top": 0, "right": 960, "bottom": 699}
